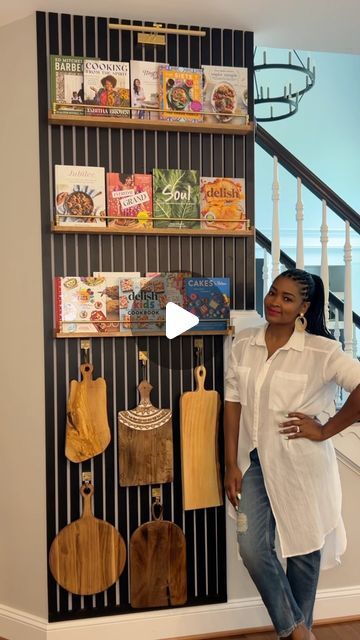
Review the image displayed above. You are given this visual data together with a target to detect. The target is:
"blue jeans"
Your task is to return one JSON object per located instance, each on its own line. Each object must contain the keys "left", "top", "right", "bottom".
{"left": 237, "top": 449, "right": 321, "bottom": 638}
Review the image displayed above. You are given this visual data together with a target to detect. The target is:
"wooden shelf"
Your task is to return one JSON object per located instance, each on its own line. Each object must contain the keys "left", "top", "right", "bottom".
{"left": 51, "top": 223, "right": 254, "bottom": 237}
{"left": 55, "top": 327, "right": 234, "bottom": 338}
{"left": 48, "top": 111, "right": 254, "bottom": 136}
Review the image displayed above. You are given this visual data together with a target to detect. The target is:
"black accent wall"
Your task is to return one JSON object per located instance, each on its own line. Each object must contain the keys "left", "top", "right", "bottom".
{"left": 36, "top": 11, "right": 254, "bottom": 622}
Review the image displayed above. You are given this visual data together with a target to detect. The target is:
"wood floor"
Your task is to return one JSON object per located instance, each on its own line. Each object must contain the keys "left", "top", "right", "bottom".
{"left": 2, "top": 621, "right": 360, "bottom": 640}
{"left": 218, "top": 620, "right": 360, "bottom": 639}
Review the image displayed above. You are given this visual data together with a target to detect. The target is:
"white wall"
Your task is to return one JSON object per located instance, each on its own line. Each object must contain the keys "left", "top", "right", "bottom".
{"left": 0, "top": 13, "right": 48, "bottom": 619}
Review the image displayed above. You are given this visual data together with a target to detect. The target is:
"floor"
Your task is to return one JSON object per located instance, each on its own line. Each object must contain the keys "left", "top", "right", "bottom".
{"left": 218, "top": 620, "right": 360, "bottom": 639}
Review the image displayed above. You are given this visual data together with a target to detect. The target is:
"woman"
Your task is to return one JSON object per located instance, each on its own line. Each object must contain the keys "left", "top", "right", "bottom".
{"left": 90, "top": 74, "right": 120, "bottom": 107}
{"left": 132, "top": 78, "right": 146, "bottom": 119}
{"left": 224, "top": 268, "right": 360, "bottom": 640}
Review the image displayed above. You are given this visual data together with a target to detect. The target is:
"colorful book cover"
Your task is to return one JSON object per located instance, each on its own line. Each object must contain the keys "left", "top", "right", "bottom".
{"left": 54, "top": 276, "right": 108, "bottom": 334}
{"left": 159, "top": 65, "right": 203, "bottom": 122}
{"left": 93, "top": 272, "right": 140, "bottom": 331}
{"left": 50, "top": 55, "right": 85, "bottom": 115}
{"left": 107, "top": 173, "right": 153, "bottom": 229}
{"left": 55, "top": 165, "right": 106, "bottom": 227}
{"left": 130, "top": 60, "right": 160, "bottom": 120}
{"left": 183, "top": 277, "right": 230, "bottom": 331}
{"left": 83, "top": 59, "right": 130, "bottom": 117}
{"left": 118, "top": 274, "right": 186, "bottom": 333}
{"left": 200, "top": 177, "right": 246, "bottom": 230}
{"left": 153, "top": 169, "right": 200, "bottom": 229}
{"left": 202, "top": 65, "right": 248, "bottom": 124}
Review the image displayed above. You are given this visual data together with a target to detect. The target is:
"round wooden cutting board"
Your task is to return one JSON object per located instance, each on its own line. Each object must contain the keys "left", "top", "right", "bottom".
{"left": 49, "top": 483, "right": 126, "bottom": 595}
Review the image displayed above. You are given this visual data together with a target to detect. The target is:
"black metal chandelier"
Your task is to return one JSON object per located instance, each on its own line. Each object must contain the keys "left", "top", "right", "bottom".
{"left": 254, "top": 48, "right": 315, "bottom": 122}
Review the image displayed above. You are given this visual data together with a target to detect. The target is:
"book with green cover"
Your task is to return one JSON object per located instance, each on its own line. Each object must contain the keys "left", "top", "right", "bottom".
{"left": 152, "top": 169, "right": 200, "bottom": 229}
{"left": 50, "top": 55, "right": 85, "bottom": 115}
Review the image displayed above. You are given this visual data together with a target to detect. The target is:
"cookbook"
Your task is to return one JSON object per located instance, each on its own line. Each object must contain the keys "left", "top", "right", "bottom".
{"left": 183, "top": 277, "right": 230, "bottom": 331}
{"left": 50, "top": 55, "right": 85, "bottom": 115}
{"left": 107, "top": 173, "right": 153, "bottom": 229}
{"left": 130, "top": 60, "right": 160, "bottom": 120}
{"left": 159, "top": 65, "right": 203, "bottom": 122}
{"left": 55, "top": 165, "right": 106, "bottom": 227}
{"left": 153, "top": 169, "right": 200, "bottom": 229}
{"left": 202, "top": 65, "right": 248, "bottom": 124}
{"left": 200, "top": 177, "right": 246, "bottom": 230}
{"left": 83, "top": 59, "right": 130, "bottom": 117}
{"left": 54, "top": 276, "right": 108, "bottom": 334}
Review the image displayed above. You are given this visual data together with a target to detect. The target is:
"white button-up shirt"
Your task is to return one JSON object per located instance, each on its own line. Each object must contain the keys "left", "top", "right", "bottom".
{"left": 225, "top": 324, "right": 360, "bottom": 569}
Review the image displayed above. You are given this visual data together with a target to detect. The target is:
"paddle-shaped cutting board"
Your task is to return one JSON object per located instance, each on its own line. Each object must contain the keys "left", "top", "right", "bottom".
{"left": 65, "top": 363, "right": 111, "bottom": 463}
{"left": 180, "top": 365, "right": 223, "bottom": 510}
{"left": 118, "top": 380, "right": 173, "bottom": 486}
{"left": 49, "top": 483, "right": 126, "bottom": 595}
{"left": 130, "top": 503, "right": 187, "bottom": 608}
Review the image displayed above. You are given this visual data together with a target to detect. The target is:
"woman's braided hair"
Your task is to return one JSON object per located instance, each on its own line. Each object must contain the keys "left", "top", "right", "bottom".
{"left": 277, "top": 268, "right": 334, "bottom": 339}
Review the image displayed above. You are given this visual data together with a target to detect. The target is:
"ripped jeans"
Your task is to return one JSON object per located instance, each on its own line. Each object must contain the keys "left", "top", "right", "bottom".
{"left": 237, "top": 449, "right": 321, "bottom": 638}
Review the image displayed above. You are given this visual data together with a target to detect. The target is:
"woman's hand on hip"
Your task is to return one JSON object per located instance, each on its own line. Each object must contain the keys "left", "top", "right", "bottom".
{"left": 224, "top": 465, "right": 243, "bottom": 509}
{"left": 279, "top": 412, "right": 324, "bottom": 441}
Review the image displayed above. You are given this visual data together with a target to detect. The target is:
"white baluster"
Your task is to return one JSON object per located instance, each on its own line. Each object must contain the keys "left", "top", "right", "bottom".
{"left": 343, "top": 221, "right": 353, "bottom": 356}
{"left": 353, "top": 324, "right": 357, "bottom": 359}
{"left": 320, "top": 200, "right": 330, "bottom": 323}
{"left": 271, "top": 156, "right": 280, "bottom": 281}
{"left": 263, "top": 250, "right": 269, "bottom": 316}
{"left": 296, "top": 177, "right": 304, "bottom": 269}
{"left": 334, "top": 308, "right": 340, "bottom": 342}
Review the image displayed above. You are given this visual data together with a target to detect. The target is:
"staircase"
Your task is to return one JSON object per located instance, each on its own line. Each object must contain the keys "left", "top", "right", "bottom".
{"left": 254, "top": 124, "right": 360, "bottom": 359}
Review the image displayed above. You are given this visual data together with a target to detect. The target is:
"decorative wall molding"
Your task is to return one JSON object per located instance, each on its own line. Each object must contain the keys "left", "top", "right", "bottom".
{"left": 2, "top": 586, "right": 360, "bottom": 640}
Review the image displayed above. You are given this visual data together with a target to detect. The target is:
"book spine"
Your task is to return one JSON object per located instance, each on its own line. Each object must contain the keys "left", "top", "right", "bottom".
{"left": 54, "top": 276, "right": 62, "bottom": 331}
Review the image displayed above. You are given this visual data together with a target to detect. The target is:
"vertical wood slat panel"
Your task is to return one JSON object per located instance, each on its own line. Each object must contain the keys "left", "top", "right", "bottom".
{"left": 38, "top": 12, "right": 254, "bottom": 622}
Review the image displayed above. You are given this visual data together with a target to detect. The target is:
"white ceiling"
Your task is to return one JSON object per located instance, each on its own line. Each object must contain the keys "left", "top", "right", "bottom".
{"left": 1, "top": 0, "right": 360, "bottom": 55}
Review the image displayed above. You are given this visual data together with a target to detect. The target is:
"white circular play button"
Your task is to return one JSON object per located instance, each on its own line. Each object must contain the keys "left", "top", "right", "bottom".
{"left": 165, "top": 302, "right": 199, "bottom": 340}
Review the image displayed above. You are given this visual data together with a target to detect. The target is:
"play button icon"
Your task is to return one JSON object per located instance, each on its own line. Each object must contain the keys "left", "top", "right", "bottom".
{"left": 165, "top": 302, "right": 199, "bottom": 339}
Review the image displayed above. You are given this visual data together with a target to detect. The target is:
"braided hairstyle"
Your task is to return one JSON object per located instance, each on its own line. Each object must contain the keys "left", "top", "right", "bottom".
{"left": 277, "top": 268, "right": 334, "bottom": 339}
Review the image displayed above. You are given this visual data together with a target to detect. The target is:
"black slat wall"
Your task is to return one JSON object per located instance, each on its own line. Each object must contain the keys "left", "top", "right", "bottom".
{"left": 36, "top": 11, "right": 254, "bottom": 622}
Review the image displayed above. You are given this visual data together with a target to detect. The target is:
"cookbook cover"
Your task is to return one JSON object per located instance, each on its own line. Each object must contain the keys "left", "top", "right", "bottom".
{"left": 159, "top": 65, "right": 203, "bottom": 122}
{"left": 54, "top": 276, "right": 108, "bottom": 334}
{"left": 183, "top": 277, "right": 230, "bottom": 331}
{"left": 130, "top": 60, "right": 160, "bottom": 120}
{"left": 202, "top": 65, "right": 248, "bottom": 124}
{"left": 55, "top": 165, "right": 106, "bottom": 227}
{"left": 107, "top": 173, "right": 153, "bottom": 229}
{"left": 118, "top": 274, "right": 186, "bottom": 333}
{"left": 153, "top": 169, "right": 200, "bottom": 229}
{"left": 93, "top": 272, "right": 140, "bottom": 331}
{"left": 50, "top": 55, "right": 85, "bottom": 115}
{"left": 83, "top": 59, "right": 130, "bottom": 117}
{"left": 200, "top": 177, "right": 246, "bottom": 230}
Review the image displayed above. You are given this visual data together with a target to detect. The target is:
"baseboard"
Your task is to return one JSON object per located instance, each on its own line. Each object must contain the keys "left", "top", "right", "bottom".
{"left": 1, "top": 586, "right": 360, "bottom": 640}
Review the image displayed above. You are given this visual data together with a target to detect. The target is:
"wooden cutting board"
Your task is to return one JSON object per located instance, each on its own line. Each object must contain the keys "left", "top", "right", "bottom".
{"left": 180, "top": 365, "right": 223, "bottom": 510}
{"left": 118, "top": 380, "right": 173, "bottom": 486}
{"left": 130, "top": 502, "right": 187, "bottom": 608}
{"left": 65, "top": 363, "right": 111, "bottom": 463}
{"left": 49, "top": 483, "right": 126, "bottom": 595}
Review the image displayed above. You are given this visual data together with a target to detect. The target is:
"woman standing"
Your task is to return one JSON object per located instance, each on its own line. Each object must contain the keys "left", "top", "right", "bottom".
{"left": 224, "top": 269, "right": 360, "bottom": 640}
{"left": 132, "top": 78, "right": 146, "bottom": 119}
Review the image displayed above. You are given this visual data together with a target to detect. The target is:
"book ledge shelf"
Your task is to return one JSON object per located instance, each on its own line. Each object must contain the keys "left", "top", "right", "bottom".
{"left": 48, "top": 111, "right": 254, "bottom": 136}
{"left": 51, "top": 222, "right": 254, "bottom": 238}
{"left": 55, "top": 327, "right": 234, "bottom": 338}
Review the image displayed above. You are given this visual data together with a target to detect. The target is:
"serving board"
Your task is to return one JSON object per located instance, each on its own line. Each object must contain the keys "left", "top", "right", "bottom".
{"left": 180, "top": 365, "right": 223, "bottom": 510}
{"left": 118, "top": 380, "right": 173, "bottom": 486}
{"left": 130, "top": 503, "right": 187, "bottom": 608}
{"left": 49, "top": 483, "right": 126, "bottom": 595}
{"left": 65, "top": 363, "right": 111, "bottom": 462}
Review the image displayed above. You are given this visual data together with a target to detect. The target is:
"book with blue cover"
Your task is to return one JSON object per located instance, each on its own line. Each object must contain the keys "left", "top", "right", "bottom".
{"left": 183, "top": 277, "right": 230, "bottom": 331}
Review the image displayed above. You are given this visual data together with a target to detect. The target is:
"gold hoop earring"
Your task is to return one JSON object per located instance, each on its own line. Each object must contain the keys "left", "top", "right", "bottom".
{"left": 295, "top": 313, "right": 307, "bottom": 332}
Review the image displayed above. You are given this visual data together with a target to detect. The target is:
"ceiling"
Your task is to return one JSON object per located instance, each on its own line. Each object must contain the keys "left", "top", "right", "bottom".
{"left": 1, "top": 0, "right": 360, "bottom": 54}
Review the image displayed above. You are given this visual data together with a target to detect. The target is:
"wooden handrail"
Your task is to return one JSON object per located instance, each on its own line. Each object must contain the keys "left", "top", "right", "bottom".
{"left": 255, "top": 125, "right": 360, "bottom": 235}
